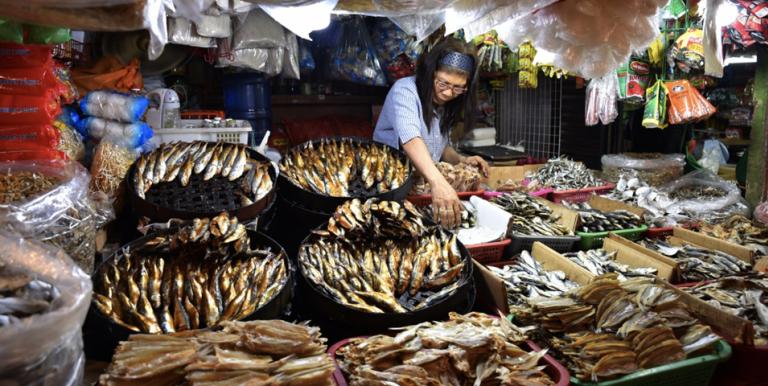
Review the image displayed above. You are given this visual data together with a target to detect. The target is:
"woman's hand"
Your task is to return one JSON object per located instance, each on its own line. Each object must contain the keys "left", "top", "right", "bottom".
{"left": 462, "top": 155, "right": 489, "bottom": 177}
{"left": 430, "top": 178, "right": 462, "bottom": 229}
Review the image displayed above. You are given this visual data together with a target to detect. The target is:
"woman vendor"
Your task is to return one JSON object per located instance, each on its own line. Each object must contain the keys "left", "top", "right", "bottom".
{"left": 373, "top": 38, "right": 488, "bottom": 228}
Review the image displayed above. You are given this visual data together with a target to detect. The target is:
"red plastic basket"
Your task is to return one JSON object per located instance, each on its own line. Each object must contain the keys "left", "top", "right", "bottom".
{"left": 180, "top": 110, "right": 226, "bottom": 120}
{"left": 483, "top": 188, "right": 553, "bottom": 200}
{"left": 330, "top": 337, "right": 570, "bottom": 386}
{"left": 406, "top": 190, "right": 485, "bottom": 206}
{"left": 646, "top": 226, "right": 674, "bottom": 238}
{"left": 466, "top": 238, "right": 512, "bottom": 264}
{"left": 550, "top": 183, "right": 615, "bottom": 204}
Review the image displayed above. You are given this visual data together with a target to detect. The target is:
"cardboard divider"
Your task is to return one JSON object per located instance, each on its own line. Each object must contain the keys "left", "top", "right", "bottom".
{"left": 671, "top": 227, "right": 754, "bottom": 263}
{"left": 586, "top": 195, "right": 647, "bottom": 217}
{"left": 535, "top": 197, "right": 579, "bottom": 233}
{"left": 607, "top": 233, "right": 681, "bottom": 275}
{"left": 603, "top": 236, "right": 677, "bottom": 281}
{"left": 531, "top": 242, "right": 594, "bottom": 285}
{"left": 486, "top": 164, "right": 543, "bottom": 189}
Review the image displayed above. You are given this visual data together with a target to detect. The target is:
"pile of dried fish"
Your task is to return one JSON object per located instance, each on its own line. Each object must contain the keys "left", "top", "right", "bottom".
{"left": 133, "top": 141, "right": 273, "bottom": 205}
{"left": 93, "top": 212, "right": 289, "bottom": 333}
{"left": 639, "top": 239, "right": 752, "bottom": 282}
{"left": 410, "top": 161, "right": 481, "bottom": 194}
{"left": 0, "top": 262, "right": 60, "bottom": 327}
{"left": 336, "top": 312, "right": 555, "bottom": 386}
{"left": 417, "top": 201, "right": 477, "bottom": 229}
{"left": 698, "top": 215, "right": 768, "bottom": 255}
{"left": 670, "top": 185, "right": 727, "bottom": 200}
{"left": 0, "top": 171, "right": 59, "bottom": 204}
{"left": 527, "top": 156, "right": 603, "bottom": 191}
{"left": 317, "top": 198, "right": 426, "bottom": 240}
{"left": 488, "top": 251, "right": 579, "bottom": 314}
{"left": 683, "top": 274, "right": 768, "bottom": 345}
{"left": 100, "top": 319, "right": 334, "bottom": 386}
{"left": 300, "top": 230, "right": 464, "bottom": 313}
{"left": 564, "top": 249, "right": 657, "bottom": 279}
{"left": 493, "top": 192, "right": 573, "bottom": 236}
{"left": 563, "top": 201, "right": 644, "bottom": 233}
{"left": 529, "top": 275, "right": 721, "bottom": 381}
{"left": 281, "top": 138, "right": 409, "bottom": 197}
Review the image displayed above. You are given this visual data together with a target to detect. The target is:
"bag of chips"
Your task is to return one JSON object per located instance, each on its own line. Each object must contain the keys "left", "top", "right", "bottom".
{"left": 664, "top": 79, "right": 716, "bottom": 125}
{"left": 642, "top": 79, "right": 668, "bottom": 129}
{"left": 518, "top": 41, "right": 537, "bottom": 89}
{"left": 617, "top": 58, "right": 650, "bottom": 104}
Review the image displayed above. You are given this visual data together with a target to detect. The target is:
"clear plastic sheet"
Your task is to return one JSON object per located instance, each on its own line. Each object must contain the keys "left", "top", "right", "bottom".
{"left": 333, "top": 0, "right": 457, "bottom": 17}
{"left": 585, "top": 73, "right": 618, "bottom": 126}
{"left": 232, "top": 8, "right": 286, "bottom": 50}
{"left": 168, "top": 17, "right": 216, "bottom": 48}
{"left": 194, "top": 14, "right": 231, "bottom": 38}
{"left": 282, "top": 31, "right": 300, "bottom": 80}
{"left": 660, "top": 170, "right": 746, "bottom": 217}
{"left": 259, "top": 0, "right": 338, "bottom": 41}
{"left": 491, "top": 0, "right": 667, "bottom": 79}
{"left": 0, "top": 160, "right": 110, "bottom": 274}
{"left": 602, "top": 153, "right": 684, "bottom": 186}
{"left": 447, "top": 0, "right": 557, "bottom": 39}
{"left": 330, "top": 16, "right": 386, "bottom": 86}
{"left": 0, "top": 231, "right": 91, "bottom": 386}
{"left": 217, "top": 37, "right": 285, "bottom": 76}
{"left": 389, "top": 13, "right": 445, "bottom": 43}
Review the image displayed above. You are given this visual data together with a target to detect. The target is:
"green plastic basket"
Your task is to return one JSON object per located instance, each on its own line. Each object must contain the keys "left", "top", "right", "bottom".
{"left": 577, "top": 225, "right": 648, "bottom": 250}
{"left": 571, "top": 340, "right": 731, "bottom": 386}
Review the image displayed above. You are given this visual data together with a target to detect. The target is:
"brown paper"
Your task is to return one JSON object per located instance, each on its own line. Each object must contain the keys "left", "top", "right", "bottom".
{"left": 486, "top": 164, "right": 544, "bottom": 189}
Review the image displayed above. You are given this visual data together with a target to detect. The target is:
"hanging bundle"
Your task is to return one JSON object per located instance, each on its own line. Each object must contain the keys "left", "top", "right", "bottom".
{"left": 642, "top": 79, "right": 668, "bottom": 129}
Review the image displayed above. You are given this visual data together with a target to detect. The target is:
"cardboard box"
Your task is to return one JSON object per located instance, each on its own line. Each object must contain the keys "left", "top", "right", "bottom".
{"left": 586, "top": 196, "right": 647, "bottom": 217}
{"left": 537, "top": 197, "right": 580, "bottom": 233}
{"left": 473, "top": 241, "right": 594, "bottom": 314}
{"left": 669, "top": 227, "right": 754, "bottom": 264}
{"left": 486, "top": 164, "right": 543, "bottom": 189}
{"left": 604, "top": 234, "right": 677, "bottom": 281}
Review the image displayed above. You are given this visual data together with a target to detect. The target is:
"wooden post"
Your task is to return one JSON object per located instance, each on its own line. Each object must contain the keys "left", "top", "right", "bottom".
{"left": 747, "top": 47, "right": 768, "bottom": 207}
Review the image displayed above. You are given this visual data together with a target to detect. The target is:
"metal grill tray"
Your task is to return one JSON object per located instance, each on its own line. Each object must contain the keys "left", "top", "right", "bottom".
{"left": 278, "top": 136, "right": 415, "bottom": 214}
{"left": 127, "top": 145, "right": 276, "bottom": 221}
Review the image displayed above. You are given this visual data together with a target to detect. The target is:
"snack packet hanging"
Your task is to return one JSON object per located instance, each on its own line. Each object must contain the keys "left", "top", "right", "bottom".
{"left": 642, "top": 79, "right": 668, "bottom": 129}
{"left": 518, "top": 41, "right": 537, "bottom": 89}
{"left": 668, "top": 28, "right": 704, "bottom": 73}
{"left": 664, "top": 79, "right": 716, "bottom": 125}
{"left": 617, "top": 58, "right": 650, "bottom": 104}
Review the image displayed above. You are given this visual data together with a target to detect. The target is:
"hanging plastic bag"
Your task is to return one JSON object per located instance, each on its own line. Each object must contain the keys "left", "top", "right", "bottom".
{"left": 371, "top": 19, "right": 420, "bottom": 76}
{"left": 664, "top": 79, "right": 716, "bottom": 125}
{"left": 660, "top": 169, "right": 746, "bottom": 218}
{"left": 0, "top": 230, "right": 91, "bottom": 386}
{"left": 232, "top": 8, "right": 286, "bottom": 50}
{"left": 330, "top": 17, "right": 386, "bottom": 86}
{"left": 168, "top": 17, "right": 216, "bottom": 48}
{"left": 642, "top": 79, "right": 668, "bottom": 129}
{"left": 71, "top": 56, "right": 143, "bottom": 96}
{"left": 282, "top": 31, "right": 300, "bottom": 80}
{"left": 668, "top": 28, "right": 704, "bottom": 73}
{"left": 193, "top": 14, "right": 231, "bottom": 38}
{"left": 699, "top": 139, "right": 729, "bottom": 175}
{"left": 617, "top": 58, "right": 650, "bottom": 104}
{"left": 80, "top": 90, "right": 149, "bottom": 123}
{"left": 518, "top": 41, "right": 537, "bottom": 88}
{"left": 585, "top": 72, "right": 618, "bottom": 126}
{"left": 0, "top": 159, "right": 105, "bottom": 273}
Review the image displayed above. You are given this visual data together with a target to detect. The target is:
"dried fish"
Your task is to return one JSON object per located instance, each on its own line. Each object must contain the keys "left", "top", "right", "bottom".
{"left": 99, "top": 319, "right": 334, "bottom": 386}
{"left": 0, "top": 171, "right": 58, "bottom": 204}
{"left": 683, "top": 274, "right": 768, "bottom": 345}
{"left": 527, "top": 156, "right": 603, "bottom": 191}
{"left": 410, "top": 162, "right": 482, "bottom": 194}
{"left": 0, "top": 264, "right": 59, "bottom": 327}
{"left": 564, "top": 249, "right": 657, "bottom": 279}
{"left": 94, "top": 212, "right": 289, "bottom": 333}
{"left": 280, "top": 138, "right": 410, "bottom": 197}
{"left": 417, "top": 201, "right": 477, "bottom": 229}
{"left": 698, "top": 215, "right": 768, "bottom": 256}
{"left": 492, "top": 192, "right": 573, "bottom": 236}
{"left": 670, "top": 185, "right": 727, "bottom": 201}
{"left": 300, "top": 199, "right": 465, "bottom": 313}
{"left": 639, "top": 239, "right": 751, "bottom": 282}
{"left": 336, "top": 312, "right": 554, "bottom": 385}
{"left": 562, "top": 201, "right": 644, "bottom": 233}
{"left": 133, "top": 141, "right": 273, "bottom": 206}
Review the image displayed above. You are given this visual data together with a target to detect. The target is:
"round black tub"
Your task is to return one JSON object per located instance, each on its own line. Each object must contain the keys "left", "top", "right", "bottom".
{"left": 127, "top": 145, "right": 277, "bottom": 222}
{"left": 83, "top": 230, "right": 293, "bottom": 361}
{"left": 277, "top": 137, "right": 414, "bottom": 214}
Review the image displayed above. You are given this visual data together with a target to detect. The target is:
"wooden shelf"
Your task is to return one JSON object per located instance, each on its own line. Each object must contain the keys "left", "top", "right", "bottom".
{"left": 272, "top": 95, "right": 384, "bottom": 106}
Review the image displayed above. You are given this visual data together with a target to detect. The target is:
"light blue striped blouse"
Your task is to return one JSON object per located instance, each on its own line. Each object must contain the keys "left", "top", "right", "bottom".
{"left": 373, "top": 76, "right": 448, "bottom": 162}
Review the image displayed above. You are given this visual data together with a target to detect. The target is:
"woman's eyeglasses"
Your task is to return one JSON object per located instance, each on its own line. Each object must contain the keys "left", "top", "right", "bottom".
{"left": 434, "top": 78, "right": 467, "bottom": 94}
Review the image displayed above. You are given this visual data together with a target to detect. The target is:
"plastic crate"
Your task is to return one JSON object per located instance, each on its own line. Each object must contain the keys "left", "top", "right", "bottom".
{"left": 578, "top": 225, "right": 648, "bottom": 250}
{"left": 466, "top": 239, "right": 512, "bottom": 264}
{"left": 406, "top": 190, "right": 485, "bottom": 206}
{"left": 152, "top": 119, "right": 252, "bottom": 145}
{"left": 550, "top": 184, "right": 615, "bottom": 204}
{"left": 509, "top": 233, "right": 580, "bottom": 254}
{"left": 645, "top": 226, "right": 674, "bottom": 238}
{"left": 530, "top": 340, "right": 730, "bottom": 386}
{"left": 329, "top": 338, "right": 570, "bottom": 386}
{"left": 483, "top": 188, "right": 553, "bottom": 200}
{"left": 180, "top": 110, "right": 225, "bottom": 120}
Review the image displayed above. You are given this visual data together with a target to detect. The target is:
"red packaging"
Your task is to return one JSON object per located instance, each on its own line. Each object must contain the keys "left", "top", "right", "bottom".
{"left": 0, "top": 125, "right": 61, "bottom": 152}
{"left": 0, "top": 43, "right": 52, "bottom": 68}
{"left": 0, "top": 92, "right": 60, "bottom": 126}
{"left": 0, "top": 62, "right": 57, "bottom": 96}
{"left": 0, "top": 148, "right": 66, "bottom": 161}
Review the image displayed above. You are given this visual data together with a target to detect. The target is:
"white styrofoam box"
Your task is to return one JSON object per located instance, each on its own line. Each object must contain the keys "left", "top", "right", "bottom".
{"left": 152, "top": 119, "right": 252, "bottom": 145}
{"left": 461, "top": 138, "right": 496, "bottom": 148}
{"left": 464, "top": 127, "right": 496, "bottom": 140}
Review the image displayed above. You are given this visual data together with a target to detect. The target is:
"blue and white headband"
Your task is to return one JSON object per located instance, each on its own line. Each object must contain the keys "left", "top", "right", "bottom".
{"left": 439, "top": 51, "right": 474, "bottom": 73}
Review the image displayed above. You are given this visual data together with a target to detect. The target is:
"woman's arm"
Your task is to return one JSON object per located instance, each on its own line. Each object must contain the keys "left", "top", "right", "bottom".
{"left": 402, "top": 138, "right": 462, "bottom": 228}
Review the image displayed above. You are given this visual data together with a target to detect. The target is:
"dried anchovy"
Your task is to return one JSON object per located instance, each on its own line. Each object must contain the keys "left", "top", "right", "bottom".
{"left": 563, "top": 202, "right": 644, "bottom": 233}
{"left": 493, "top": 192, "right": 573, "bottom": 236}
{"left": 527, "top": 156, "right": 603, "bottom": 190}
{"left": 90, "top": 141, "right": 135, "bottom": 198}
{"left": 0, "top": 171, "right": 58, "bottom": 204}
{"left": 563, "top": 249, "right": 657, "bottom": 278}
{"left": 670, "top": 185, "right": 727, "bottom": 200}
{"left": 683, "top": 274, "right": 768, "bottom": 345}
{"left": 698, "top": 215, "right": 768, "bottom": 255}
{"left": 639, "top": 239, "right": 752, "bottom": 282}
{"left": 0, "top": 262, "right": 60, "bottom": 327}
